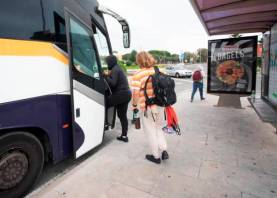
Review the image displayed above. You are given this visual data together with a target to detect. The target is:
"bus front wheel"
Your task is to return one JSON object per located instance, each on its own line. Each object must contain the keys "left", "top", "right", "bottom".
{"left": 0, "top": 132, "right": 44, "bottom": 198}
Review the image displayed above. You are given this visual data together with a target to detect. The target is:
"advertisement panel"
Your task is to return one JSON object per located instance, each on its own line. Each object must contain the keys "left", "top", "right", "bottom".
{"left": 269, "top": 24, "right": 277, "bottom": 106}
{"left": 261, "top": 32, "right": 270, "bottom": 97}
{"left": 208, "top": 36, "right": 257, "bottom": 94}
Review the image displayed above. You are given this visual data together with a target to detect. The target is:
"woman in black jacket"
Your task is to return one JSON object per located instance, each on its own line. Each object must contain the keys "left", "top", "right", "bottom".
{"left": 105, "top": 55, "right": 131, "bottom": 142}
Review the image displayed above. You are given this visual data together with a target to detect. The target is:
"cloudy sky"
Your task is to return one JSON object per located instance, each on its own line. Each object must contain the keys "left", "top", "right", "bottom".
{"left": 98, "top": 0, "right": 260, "bottom": 54}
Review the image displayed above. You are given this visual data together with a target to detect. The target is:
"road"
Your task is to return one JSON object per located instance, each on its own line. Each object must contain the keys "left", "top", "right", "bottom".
{"left": 174, "top": 78, "right": 193, "bottom": 92}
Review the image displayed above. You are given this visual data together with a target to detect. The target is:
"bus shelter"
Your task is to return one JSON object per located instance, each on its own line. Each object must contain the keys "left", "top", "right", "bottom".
{"left": 190, "top": 0, "right": 277, "bottom": 130}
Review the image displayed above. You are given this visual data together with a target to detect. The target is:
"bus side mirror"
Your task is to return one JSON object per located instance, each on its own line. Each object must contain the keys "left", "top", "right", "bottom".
{"left": 96, "top": 6, "right": 131, "bottom": 48}
{"left": 123, "top": 32, "right": 129, "bottom": 48}
{"left": 121, "top": 21, "right": 130, "bottom": 48}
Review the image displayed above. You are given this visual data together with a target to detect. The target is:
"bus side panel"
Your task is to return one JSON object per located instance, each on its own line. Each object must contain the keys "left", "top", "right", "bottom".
{"left": 56, "top": 94, "right": 74, "bottom": 159}
{"left": 0, "top": 40, "right": 70, "bottom": 104}
{"left": 0, "top": 95, "right": 71, "bottom": 163}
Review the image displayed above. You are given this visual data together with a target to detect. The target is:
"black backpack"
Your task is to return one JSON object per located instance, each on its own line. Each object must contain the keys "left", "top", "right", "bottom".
{"left": 144, "top": 66, "right": 177, "bottom": 107}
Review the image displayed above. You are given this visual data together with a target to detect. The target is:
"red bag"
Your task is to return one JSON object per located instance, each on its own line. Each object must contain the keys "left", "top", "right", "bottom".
{"left": 165, "top": 106, "right": 181, "bottom": 135}
{"left": 192, "top": 70, "right": 203, "bottom": 81}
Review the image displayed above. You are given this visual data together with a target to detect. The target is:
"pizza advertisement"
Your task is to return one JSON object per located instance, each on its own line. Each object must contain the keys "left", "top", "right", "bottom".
{"left": 208, "top": 36, "right": 257, "bottom": 94}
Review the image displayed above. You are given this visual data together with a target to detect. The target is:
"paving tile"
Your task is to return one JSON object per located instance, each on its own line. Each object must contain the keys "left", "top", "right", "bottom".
{"left": 105, "top": 182, "right": 158, "bottom": 198}
{"left": 115, "top": 158, "right": 164, "bottom": 193}
{"left": 151, "top": 171, "right": 241, "bottom": 198}
{"left": 259, "top": 149, "right": 277, "bottom": 177}
{"left": 27, "top": 189, "right": 61, "bottom": 198}
{"left": 241, "top": 192, "right": 261, "bottom": 198}
{"left": 217, "top": 162, "right": 277, "bottom": 198}
{"left": 203, "top": 148, "right": 238, "bottom": 167}
{"left": 198, "top": 160, "right": 228, "bottom": 185}
{"left": 31, "top": 174, "right": 113, "bottom": 198}
{"left": 151, "top": 172, "right": 206, "bottom": 198}
{"left": 161, "top": 151, "right": 202, "bottom": 178}
{"left": 237, "top": 151, "right": 264, "bottom": 172}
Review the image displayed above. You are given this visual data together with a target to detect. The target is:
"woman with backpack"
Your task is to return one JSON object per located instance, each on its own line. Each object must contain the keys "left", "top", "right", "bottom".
{"left": 131, "top": 51, "right": 169, "bottom": 164}
{"left": 191, "top": 66, "right": 205, "bottom": 102}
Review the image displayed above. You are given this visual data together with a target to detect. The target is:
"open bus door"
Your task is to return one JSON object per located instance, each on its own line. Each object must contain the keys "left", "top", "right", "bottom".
{"left": 65, "top": 7, "right": 130, "bottom": 158}
{"left": 65, "top": 11, "right": 108, "bottom": 158}
{"left": 95, "top": 5, "right": 131, "bottom": 130}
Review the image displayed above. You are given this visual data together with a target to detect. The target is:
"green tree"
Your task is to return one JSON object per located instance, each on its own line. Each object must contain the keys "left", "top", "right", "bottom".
{"left": 129, "top": 50, "right": 137, "bottom": 63}
{"left": 122, "top": 50, "right": 137, "bottom": 65}
{"left": 183, "top": 52, "right": 196, "bottom": 63}
{"left": 122, "top": 53, "right": 131, "bottom": 62}
{"left": 196, "top": 48, "right": 208, "bottom": 63}
{"left": 170, "top": 54, "right": 179, "bottom": 63}
{"left": 148, "top": 50, "right": 172, "bottom": 64}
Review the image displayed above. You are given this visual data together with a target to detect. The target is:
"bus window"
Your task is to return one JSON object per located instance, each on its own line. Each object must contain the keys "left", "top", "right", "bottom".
{"left": 0, "top": 0, "right": 43, "bottom": 40}
{"left": 54, "top": 12, "right": 67, "bottom": 52}
{"left": 70, "top": 18, "right": 100, "bottom": 79}
{"left": 94, "top": 28, "right": 110, "bottom": 70}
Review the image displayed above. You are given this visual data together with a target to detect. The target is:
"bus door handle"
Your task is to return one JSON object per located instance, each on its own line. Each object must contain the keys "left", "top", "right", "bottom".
{"left": 76, "top": 108, "right": 80, "bottom": 118}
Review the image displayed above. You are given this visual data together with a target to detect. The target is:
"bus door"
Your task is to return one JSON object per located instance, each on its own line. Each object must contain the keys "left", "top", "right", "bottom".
{"left": 94, "top": 5, "right": 131, "bottom": 128}
{"left": 65, "top": 12, "right": 106, "bottom": 158}
{"left": 92, "top": 21, "right": 116, "bottom": 130}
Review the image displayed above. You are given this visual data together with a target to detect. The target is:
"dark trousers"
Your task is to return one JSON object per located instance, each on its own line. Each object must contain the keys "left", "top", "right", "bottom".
{"left": 191, "top": 82, "right": 204, "bottom": 101}
{"left": 108, "top": 91, "right": 131, "bottom": 137}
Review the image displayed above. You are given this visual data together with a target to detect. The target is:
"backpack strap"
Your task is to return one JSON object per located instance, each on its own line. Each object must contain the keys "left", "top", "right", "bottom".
{"left": 144, "top": 75, "right": 152, "bottom": 111}
{"left": 144, "top": 67, "right": 159, "bottom": 113}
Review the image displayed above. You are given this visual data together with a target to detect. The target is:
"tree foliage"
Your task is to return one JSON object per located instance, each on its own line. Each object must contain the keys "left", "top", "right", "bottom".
{"left": 121, "top": 48, "right": 208, "bottom": 66}
{"left": 122, "top": 50, "right": 137, "bottom": 64}
{"left": 149, "top": 50, "right": 183, "bottom": 64}
{"left": 196, "top": 48, "right": 208, "bottom": 63}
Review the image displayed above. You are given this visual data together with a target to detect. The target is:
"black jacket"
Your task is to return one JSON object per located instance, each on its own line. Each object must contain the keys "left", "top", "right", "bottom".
{"left": 105, "top": 56, "right": 130, "bottom": 94}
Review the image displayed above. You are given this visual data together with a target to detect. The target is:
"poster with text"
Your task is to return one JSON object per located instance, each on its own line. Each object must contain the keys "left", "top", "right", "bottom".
{"left": 269, "top": 24, "right": 277, "bottom": 106}
{"left": 208, "top": 37, "right": 257, "bottom": 94}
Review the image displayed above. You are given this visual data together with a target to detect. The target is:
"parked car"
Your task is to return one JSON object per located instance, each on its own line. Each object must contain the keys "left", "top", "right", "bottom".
{"left": 165, "top": 65, "right": 193, "bottom": 78}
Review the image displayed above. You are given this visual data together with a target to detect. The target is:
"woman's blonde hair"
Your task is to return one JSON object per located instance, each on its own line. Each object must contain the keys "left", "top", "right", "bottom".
{"left": 136, "top": 51, "right": 156, "bottom": 68}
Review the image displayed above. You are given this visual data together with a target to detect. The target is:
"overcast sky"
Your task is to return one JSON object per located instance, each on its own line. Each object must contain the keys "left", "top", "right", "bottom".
{"left": 98, "top": 0, "right": 260, "bottom": 55}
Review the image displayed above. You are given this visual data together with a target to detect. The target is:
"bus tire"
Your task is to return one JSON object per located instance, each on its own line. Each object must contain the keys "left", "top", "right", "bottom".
{"left": 0, "top": 132, "right": 44, "bottom": 198}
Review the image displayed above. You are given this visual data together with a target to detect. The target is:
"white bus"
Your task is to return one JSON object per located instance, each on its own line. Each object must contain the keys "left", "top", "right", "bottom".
{"left": 0, "top": 0, "right": 130, "bottom": 197}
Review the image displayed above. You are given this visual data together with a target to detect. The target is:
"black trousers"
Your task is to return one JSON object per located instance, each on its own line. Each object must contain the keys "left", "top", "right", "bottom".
{"left": 108, "top": 91, "right": 131, "bottom": 137}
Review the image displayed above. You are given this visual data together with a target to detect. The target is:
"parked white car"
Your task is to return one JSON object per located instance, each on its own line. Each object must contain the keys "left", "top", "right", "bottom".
{"left": 165, "top": 65, "right": 193, "bottom": 78}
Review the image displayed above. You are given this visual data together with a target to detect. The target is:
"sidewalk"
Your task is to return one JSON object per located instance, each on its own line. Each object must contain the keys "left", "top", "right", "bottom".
{"left": 28, "top": 93, "right": 277, "bottom": 198}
